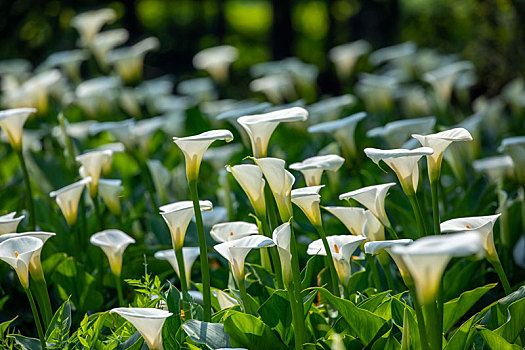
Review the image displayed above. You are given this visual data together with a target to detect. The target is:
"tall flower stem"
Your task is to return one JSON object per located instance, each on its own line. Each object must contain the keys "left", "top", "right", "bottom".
{"left": 407, "top": 284, "right": 430, "bottom": 350}
{"left": 314, "top": 224, "right": 340, "bottom": 296}
{"left": 430, "top": 180, "right": 444, "bottom": 339}
{"left": 285, "top": 282, "right": 303, "bottom": 350}
{"left": 379, "top": 259, "right": 396, "bottom": 292}
{"left": 30, "top": 268, "right": 53, "bottom": 328}
{"left": 92, "top": 195, "right": 104, "bottom": 289}
{"left": 114, "top": 273, "right": 124, "bottom": 306}
{"left": 407, "top": 193, "right": 427, "bottom": 238}
{"left": 422, "top": 300, "right": 442, "bottom": 350}
{"left": 237, "top": 276, "right": 252, "bottom": 315}
{"left": 259, "top": 216, "right": 284, "bottom": 289}
{"left": 26, "top": 288, "right": 46, "bottom": 350}
{"left": 174, "top": 246, "right": 192, "bottom": 318}
{"left": 188, "top": 179, "right": 212, "bottom": 322}
{"left": 16, "top": 149, "right": 36, "bottom": 230}
{"left": 489, "top": 256, "right": 512, "bottom": 295}
{"left": 289, "top": 223, "right": 307, "bottom": 346}
{"left": 366, "top": 255, "right": 383, "bottom": 291}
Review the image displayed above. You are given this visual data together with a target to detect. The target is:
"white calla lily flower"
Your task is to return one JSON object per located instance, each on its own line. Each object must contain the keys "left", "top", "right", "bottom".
{"left": 473, "top": 155, "right": 514, "bottom": 185}
{"left": 307, "top": 95, "right": 356, "bottom": 123}
{"left": 0, "top": 212, "right": 25, "bottom": 234}
{"left": 323, "top": 206, "right": 366, "bottom": 236}
{"left": 364, "top": 239, "right": 413, "bottom": 283}
{"left": 307, "top": 235, "right": 367, "bottom": 286}
{"left": 364, "top": 147, "right": 434, "bottom": 194}
{"left": 237, "top": 107, "right": 308, "bottom": 157}
{"left": 71, "top": 8, "right": 116, "bottom": 46}
{"left": 98, "top": 179, "right": 123, "bottom": 215}
{"left": 253, "top": 157, "right": 295, "bottom": 221}
{"left": 249, "top": 74, "right": 296, "bottom": 105}
{"left": 339, "top": 183, "right": 396, "bottom": 228}
{"left": 226, "top": 164, "right": 266, "bottom": 217}
{"left": 391, "top": 232, "right": 483, "bottom": 304}
{"left": 329, "top": 40, "right": 371, "bottom": 79}
{"left": 91, "top": 29, "right": 129, "bottom": 67}
{"left": 43, "top": 50, "right": 87, "bottom": 81}
{"left": 0, "top": 108, "right": 37, "bottom": 150}
{"left": 90, "top": 229, "right": 135, "bottom": 276}
{"left": 193, "top": 45, "right": 239, "bottom": 82}
{"left": 214, "top": 235, "right": 275, "bottom": 285}
{"left": 290, "top": 155, "right": 344, "bottom": 186}
{"left": 307, "top": 112, "right": 367, "bottom": 160}
{"left": 291, "top": 185, "right": 324, "bottom": 227}
{"left": 154, "top": 247, "right": 200, "bottom": 286}
{"left": 173, "top": 130, "right": 234, "bottom": 181}
{"left": 212, "top": 289, "right": 239, "bottom": 310}
{"left": 362, "top": 210, "right": 385, "bottom": 241}
{"left": 50, "top": 177, "right": 92, "bottom": 226}
{"left": 76, "top": 150, "right": 113, "bottom": 196}
{"left": 160, "top": 201, "right": 213, "bottom": 250}
{"left": 272, "top": 222, "right": 293, "bottom": 286}
{"left": 367, "top": 117, "right": 436, "bottom": 148}
{"left": 110, "top": 308, "right": 172, "bottom": 350}
{"left": 440, "top": 214, "right": 500, "bottom": 260}
{"left": 423, "top": 61, "right": 473, "bottom": 109}
{"left": 412, "top": 127, "right": 472, "bottom": 181}
{"left": 210, "top": 221, "right": 259, "bottom": 243}
{"left": 0, "top": 236, "right": 43, "bottom": 289}
{"left": 499, "top": 136, "right": 525, "bottom": 184}
{"left": 107, "top": 37, "right": 160, "bottom": 83}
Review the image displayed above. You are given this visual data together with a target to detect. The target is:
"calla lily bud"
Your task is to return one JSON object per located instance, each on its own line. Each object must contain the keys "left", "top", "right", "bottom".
{"left": 154, "top": 247, "right": 200, "bottom": 287}
{"left": 0, "top": 236, "right": 43, "bottom": 289}
{"left": 307, "top": 235, "right": 366, "bottom": 287}
{"left": 290, "top": 155, "right": 344, "bottom": 186}
{"left": 90, "top": 229, "right": 135, "bottom": 276}
{"left": 364, "top": 147, "right": 434, "bottom": 195}
{"left": 0, "top": 108, "right": 37, "bottom": 150}
{"left": 226, "top": 164, "right": 266, "bottom": 217}
{"left": 237, "top": 107, "right": 308, "bottom": 158}
{"left": 110, "top": 308, "right": 172, "bottom": 350}
{"left": 412, "top": 127, "right": 472, "bottom": 182}
{"left": 272, "top": 223, "right": 293, "bottom": 286}
{"left": 323, "top": 206, "right": 366, "bottom": 235}
{"left": 50, "top": 177, "right": 92, "bottom": 226}
{"left": 212, "top": 290, "right": 239, "bottom": 310}
{"left": 98, "top": 179, "right": 123, "bottom": 215}
{"left": 160, "top": 200, "right": 213, "bottom": 250}
{"left": 210, "top": 221, "right": 259, "bottom": 243}
{"left": 0, "top": 212, "right": 25, "bottom": 234}
{"left": 173, "top": 130, "right": 234, "bottom": 181}
{"left": 291, "top": 185, "right": 324, "bottom": 228}
{"left": 76, "top": 150, "right": 113, "bottom": 197}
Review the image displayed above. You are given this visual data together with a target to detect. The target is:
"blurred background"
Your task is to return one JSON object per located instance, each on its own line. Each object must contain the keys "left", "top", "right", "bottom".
{"left": 1, "top": 0, "right": 523, "bottom": 96}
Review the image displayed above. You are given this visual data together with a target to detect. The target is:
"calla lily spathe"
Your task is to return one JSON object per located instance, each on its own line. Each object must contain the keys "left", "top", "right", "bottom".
{"left": 367, "top": 117, "right": 436, "bottom": 148}
{"left": 226, "top": 164, "right": 266, "bottom": 217}
{"left": 364, "top": 239, "right": 413, "bottom": 284}
{"left": 0, "top": 212, "right": 25, "bottom": 234}
{"left": 339, "top": 182, "right": 396, "bottom": 228}
{"left": 106, "top": 37, "right": 160, "bottom": 83}
{"left": 98, "top": 179, "right": 123, "bottom": 215}
{"left": 290, "top": 155, "right": 344, "bottom": 186}
{"left": 412, "top": 127, "right": 472, "bottom": 181}
{"left": 160, "top": 200, "right": 213, "bottom": 250}
{"left": 50, "top": 177, "right": 92, "bottom": 226}
{"left": 173, "top": 130, "right": 234, "bottom": 181}
{"left": 214, "top": 235, "right": 275, "bottom": 285}
{"left": 291, "top": 185, "right": 324, "bottom": 227}
{"left": 272, "top": 222, "right": 293, "bottom": 286}
{"left": 212, "top": 289, "right": 239, "bottom": 310}
{"left": 473, "top": 155, "right": 514, "bottom": 185}
{"left": 499, "top": 136, "right": 525, "bottom": 184}
{"left": 440, "top": 214, "right": 501, "bottom": 260}
{"left": 307, "top": 235, "right": 367, "bottom": 286}
{"left": 362, "top": 210, "right": 385, "bottom": 241}
{"left": 76, "top": 150, "right": 113, "bottom": 196}
{"left": 91, "top": 29, "right": 129, "bottom": 67}
{"left": 210, "top": 221, "right": 259, "bottom": 243}
{"left": 237, "top": 107, "right": 308, "bottom": 157}
{"left": 364, "top": 147, "right": 434, "bottom": 194}
{"left": 0, "top": 236, "right": 43, "bottom": 289}
{"left": 253, "top": 157, "right": 295, "bottom": 221}
{"left": 391, "top": 231, "right": 483, "bottom": 304}
{"left": 90, "top": 229, "right": 135, "bottom": 276}
{"left": 307, "top": 112, "right": 367, "bottom": 160}
{"left": 0, "top": 108, "right": 37, "bottom": 150}
{"left": 192, "top": 45, "right": 239, "bottom": 82}
{"left": 328, "top": 40, "right": 371, "bottom": 79}
{"left": 71, "top": 8, "right": 116, "bottom": 46}
{"left": 323, "top": 206, "right": 366, "bottom": 236}
{"left": 154, "top": 247, "right": 200, "bottom": 287}
{"left": 110, "top": 307, "right": 172, "bottom": 350}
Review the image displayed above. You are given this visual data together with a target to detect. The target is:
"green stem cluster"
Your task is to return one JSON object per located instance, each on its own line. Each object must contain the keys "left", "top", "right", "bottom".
{"left": 407, "top": 193, "right": 427, "bottom": 238}
{"left": 26, "top": 288, "right": 46, "bottom": 350}
{"left": 314, "top": 224, "right": 340, "bottom": 296}
{"left": 114, "top": 273, "right": 124, "bottom": 306}
{"left": 174, "top": 246, "right": 192, "bottom": 318}
{"left": 289, "top": 224, "right": 307, "bottom": 348}
{"left": 16, "top": 149, "right": 36, "bottom": 230}
{"left": 30, "top": 271, "right": 53, "bottom": 328}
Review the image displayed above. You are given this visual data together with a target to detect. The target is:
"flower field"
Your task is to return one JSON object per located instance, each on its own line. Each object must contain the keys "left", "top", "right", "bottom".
{"left": 1, "top": 6, "right": 525, "bottom": 350}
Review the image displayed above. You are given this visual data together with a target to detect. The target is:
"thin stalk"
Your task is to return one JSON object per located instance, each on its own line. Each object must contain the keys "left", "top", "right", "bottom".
{"left": 490, "top": 256, "right": 512, "bottom": 295}
{"left": 289, "top": 223, "right": 307, "bottom": 346}
{"left": 260, "top": 247, "right": 272, "bottom": 273}
{"left": 188, "top": 180, "right": 212, "bottom": 322}
{"left": 30, "top": 272, "right": 53, "bottom": 328}
{"left": 237, "top": 276, "right": 251, "bottom": 315}
{"left": 286, "top": 282, "right": 303, "bottom": 350}
{"left": 366, "top": 255, "right": 383, "bottom": 291}
{"left": 430, "top": 180, "right": 444, "bottom": 335}
{"left": 79, "top": 197, "right": 87, "bottom": 258}
{"left": 314, "top": 224, "right": 340, "bottom": 296}
{"left": 174, "top": 246, "right": 192, "bottom": 319}
{"left": 26, "top": 288, "right": 46, "bottom": 350}
{"left": 260, "top": 216, "right": 284, "bottom": 289}
{"left": 16, "top": 149, "right": 36, "bottom": 229}
{"left": 408, "top": 285, "right": 430, "bottom": 350}
{"left": 422, "top": 300, "right": 442, "bottom": 350}
{"left": 93, "top": 195, "right": 104, "bottom": 290}
{"left": 407, "top": 193, "right": 427, "bottom": 238}
{"left": 114, "top": 273, "right": 124, "bottom": 306}
{"left": 379, "top": 260, "right": 396, "bottom": 292}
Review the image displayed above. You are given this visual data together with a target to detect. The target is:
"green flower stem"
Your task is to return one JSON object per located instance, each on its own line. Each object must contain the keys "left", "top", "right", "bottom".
{"left": 174, "top": 246, "right": 192, "bottom": 319}
{"left": 92, "top": 195, "right": 104, "bottom": 290}
{"left": 422, "top": 300, "right": 442, "bottom": 350}
{"left": 26, "top": 288, "right": 46, "bottom": 350}
{"left": 430, "top": 180, "right": 444, "bottom": 334}
{"left": 489, "top": 256, "right": 512, "bottom": 295}
{"left": 366, "top": 254, "right": 383, "bottom": 291}
{"left": 379, "top": 259, "right": 396, "bottom": 292}
{"left": 386, "top": 225, "right": 399, "bottom": 240}
{"left": 188, "top": 179, "right": 212, "bottom": 322}
{"left": 407, "top": 193, "right": 427, "bottom": 238}
{"left": 16, "top": 149, "right": 36, "bottom": 230}
{"left": 314, "top": 224, "right": 340, "bottom": 296}
{"left": 260, "top": 247, "right": 272, "bottom": 273}
{"left": 30, "top": 270, "right": 53, "bottom": 328}
{"left": 114, "top": 273, "right": 124, "bottom": 306}
{"left": 406, "top": 284, "right": 430, "bottom": 350}
{"left": 259, "top": 215, "right": 284, "bottom": 289}
{"left": 79, "top": 197, "right": 87, "bottom": 260}
{"left": 219, "top": 171, "right": 235, "bottom": 221}
{"left": 237, "top": 275, "right": 252, "bottom": 315}
{"left": 285, "top": 282, "right": 303, "bottom": 350}
{"left": 289, "top": 223, "right": 307, "bottom": 346}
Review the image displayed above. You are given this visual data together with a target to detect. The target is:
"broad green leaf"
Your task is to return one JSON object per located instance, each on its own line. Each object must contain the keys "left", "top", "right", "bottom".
{"left": 45, "top": 298, "right": 72, "bottom": 347}
{"left": 477, "top": 327, "right": 522, "bottom": 350}
{"left": 443, "top": 283, "right": 496, "bottom": 332}
{"left": 8, "top": 335, "right": 42, "bottom": 350}
{"left": 314, "top": 287, "right": 388, "bottom": 346}
{"left": 371, "top": 326, "right": 401, "bottom": 350}
{"left": 182, "top": 320, "right": 231, "bottom": 349}
{"left": 443, "top": 260, "right": 481, "bottom": 301}
{"left": 117, "top": 332, "right": 143, "bottom": 350}
{"left": 222, "top": 310, "right": 285, "bottom": 349}
{"left": 358, "top": 291, "right": 391, "bottom": 313}
{"left": 162, "top": 285, "right": 182, "bottom": 350}
{"left": 494, "top": 296, "right": 525, "bottom": 343}
{"left": 445, "top": 314, "right": 480, "bottom": 350}
{"left": 301, "top": 255, "right": 323, "bottom": 290}
{"left": 347, "top": 268, "right": 367, "bottom": 294}
{"left": 258, "top": 290, "right": 293, "bottom": 346}
{"left": 482, "top": 285, "right": 525, "bottom": 330}
{"left": 0, "top": 316, "right": 17, "bottom": 341}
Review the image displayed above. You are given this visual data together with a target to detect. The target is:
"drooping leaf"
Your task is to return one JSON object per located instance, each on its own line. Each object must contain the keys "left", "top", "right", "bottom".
{"left": 258, "top": 290, "right": 294, "bottom": 346}
{"left": 182, "top": 319, "right": 231, "bottom": 349}
{"left": 445, "top": 314, "right": 480, "bottom": 350}
{"left": 371, "top": 326, "right": 401, "bottom": 350}
{"left": 477, "top": 327, "right": 522, "bottom": 350}
{"left": 222, "top": 310, "right": 285, "bottom": 349}
{"left": 8, "top": 335, "right": 42, "bottom": 350}
{"left": 494, "top": 296, "right": 525, "bottom": 343}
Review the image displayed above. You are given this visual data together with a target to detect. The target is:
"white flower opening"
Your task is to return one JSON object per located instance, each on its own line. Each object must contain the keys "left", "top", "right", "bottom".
{"left": 290, "top": 154, "right": 344, "bottom": 186}
{"left": 364, "top": 239, "right": 413, "bottom": 284}
{"left": 90, "top": 229, "right": 135, "bottom": 276}
{"left": 291, "top": 185, "right": 324, "bottom": 227}
{"left": 323, "top": 206, "right": 366, "bottom": 236}
{"left": 226, "top": 164, "right": 266, "bottom": 217}
{"left": 362, "top": 210, "right": 385, "bottom": 241}
{"left": 50, "top": 177, "right": 92, "bottom": 226}
{"left": 212, "top": 289, "right": 239, "bottom": 310}
{"left": 76, "top": 150, "right": 113, "bottom": 197}
{"left": 272, "top": 222, "right": 293, "bottom": 286}
{"left": 0, "top": 212, "right": 25, "bottom": 234}
{"left": 210, "top": 221, "right": 259, "bottom": 243}
{"left": 192, "top": 45, "right": 239, "bottom": 82}
{"left": 154, "top": 247, "right": 200, "bottom": 286}
{"left": 0, "top": 236, "right": 43, "bottom": 289}
{"left": 98, "top": 179, "right": 123, "bottom": 215}
{"left": 0, "top": 108, "right": 37, "bottom": 150}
